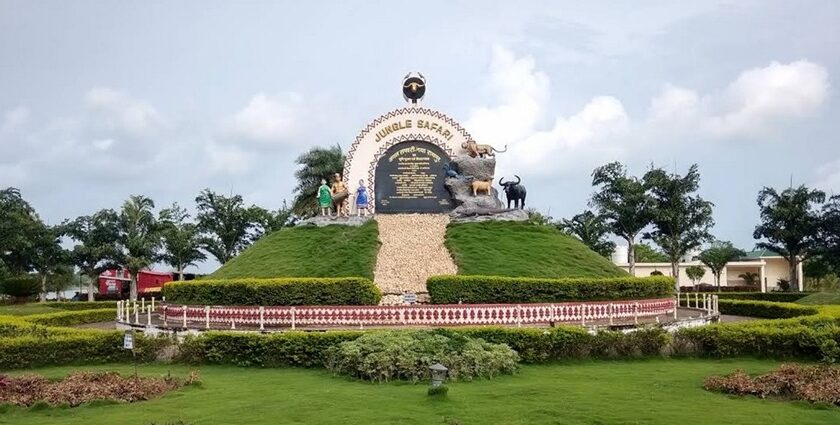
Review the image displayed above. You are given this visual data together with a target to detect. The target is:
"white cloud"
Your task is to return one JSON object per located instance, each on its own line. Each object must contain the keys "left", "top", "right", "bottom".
{"left": 813, "top": 158, "right": 840, "bottom": 194}
{"left": 466, "top": 46, "right": 629, "bottom": 175}
{"left": 84, "top": 87, "right": 165, "bottom": 137}
{"left": 0, "top": 106, "right": 31, "bottom": 136}
{"left": 205, "top": 142, "right": 252, "bottom": 175}
{"left": 223, "top": 93, "right": 308, "bottom": 147}
{"left": 650, "top": 60, "right": 829, "bottom": 137}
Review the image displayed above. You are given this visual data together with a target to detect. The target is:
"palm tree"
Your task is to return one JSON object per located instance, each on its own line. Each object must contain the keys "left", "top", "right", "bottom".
{"left": 118, "top": 195, "right": 162, "bottom": 300}
{"left": 739, "top": 272, "right": 760, "bottom": 287}
{"left": 292, "top": 144, "right": 345, "bottom": 217}
{"left": 159, "top": 203, "right": 206, "bottom": 280}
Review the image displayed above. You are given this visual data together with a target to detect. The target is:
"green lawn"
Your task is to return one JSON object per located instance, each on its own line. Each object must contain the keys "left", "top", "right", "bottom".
{"left": 3, "top": 359, "right": 836, "bottom": 425}
{"left": 0, "top": 304, "right": 62, "bottom": 316}
{"left": 797, "top": 292, "right": 840, "bottom": 305}
{"left": 209, "top": 221, "right": 380, "bottom": 280}
{"left": 445, "top": 221, "right": 628, "bottom": 278}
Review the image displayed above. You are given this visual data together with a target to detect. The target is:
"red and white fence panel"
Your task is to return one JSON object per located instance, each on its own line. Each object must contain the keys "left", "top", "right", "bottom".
{"left": 134, "top": 298, "right": 677, "bottom": 330}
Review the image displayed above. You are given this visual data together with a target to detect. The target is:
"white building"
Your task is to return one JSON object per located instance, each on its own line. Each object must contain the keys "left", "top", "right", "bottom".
{"left": 612, "top": 248, "right": 803, "bottom": 292}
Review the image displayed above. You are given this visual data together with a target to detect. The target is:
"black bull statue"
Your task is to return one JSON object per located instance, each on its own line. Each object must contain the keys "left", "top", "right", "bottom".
{"left": 499, "top": 176, "right": 527, "bottom": 209}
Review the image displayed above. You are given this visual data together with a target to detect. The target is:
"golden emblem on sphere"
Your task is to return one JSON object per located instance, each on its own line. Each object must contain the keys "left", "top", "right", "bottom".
{"left": 402, "top": 72, "right": 426, "bottom": 104}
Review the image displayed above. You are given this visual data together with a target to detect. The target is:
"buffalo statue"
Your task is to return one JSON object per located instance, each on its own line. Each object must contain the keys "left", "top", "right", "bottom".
{"left": 499, "top": 175, "right": 527, "bottom": 209}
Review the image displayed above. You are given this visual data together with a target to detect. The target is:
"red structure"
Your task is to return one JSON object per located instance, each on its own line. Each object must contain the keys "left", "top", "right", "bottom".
{"left": 99, "top": 269, "right": 174, "bottom": 296}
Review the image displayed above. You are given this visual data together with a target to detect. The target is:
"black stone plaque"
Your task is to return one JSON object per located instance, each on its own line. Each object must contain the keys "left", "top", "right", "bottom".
{"left": 375, "top": 141, "right": 452, "bottom": 213}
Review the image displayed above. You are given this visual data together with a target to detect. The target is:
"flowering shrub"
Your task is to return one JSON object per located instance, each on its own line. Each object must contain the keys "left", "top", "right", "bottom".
{"left": 704, "top": 363, "right": 840, "bottom": 406}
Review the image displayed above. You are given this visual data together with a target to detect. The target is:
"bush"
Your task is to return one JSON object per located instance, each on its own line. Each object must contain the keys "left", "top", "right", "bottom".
{"left": 704, "top": 363, "right": 840, "bottom": 406}
{"left": 324, "top": 330, "right": 520, "bottom": 383}
{"left": 717, "top": 300, "right": 818, "bottom": 319}
{"left": 0, "top": 276, "right": 39, "bottom": 302}
{"left": 44, "top": 301, "right": 118, "bottom": 311}
{"left": 24, "top": 309, "right": 116, "bottom": 327}
{"left": 715, "top": 292, "right": 811, "bottom": 303}
{"left": 427, "top": 275, "right": 673, "bottom": 304}
{"left": 163, "top": 277, "right": 381, "bottom": 306}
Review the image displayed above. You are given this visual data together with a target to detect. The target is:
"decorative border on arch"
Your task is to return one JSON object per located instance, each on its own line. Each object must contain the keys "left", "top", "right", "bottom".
{"left": 365, "top": 134, "right": 454, "bottom": 213}
{"left": 342, "top": 106, "right": 473, "bottom": 183}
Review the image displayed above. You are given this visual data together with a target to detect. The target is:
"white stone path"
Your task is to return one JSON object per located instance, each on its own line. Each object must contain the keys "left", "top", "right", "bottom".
{"left": 373, "top": 214, "right": 457, "bottom": 303}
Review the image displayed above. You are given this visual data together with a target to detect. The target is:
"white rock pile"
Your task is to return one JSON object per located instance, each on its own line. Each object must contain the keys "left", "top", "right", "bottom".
{"left": 373, "top": 214, "right": 458, "bottom": 299}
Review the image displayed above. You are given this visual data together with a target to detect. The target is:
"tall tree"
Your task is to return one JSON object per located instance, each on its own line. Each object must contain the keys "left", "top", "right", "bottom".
{"left": 698, "top": 241, "right": 745, "bottom": 292}
{"left": 291, "top": 144, "right": 346, "bottom": 217}
{"left": 159, "top": 203, "right": 206, "bottom": 281}
{"left": 30, "top": 224, "right": 69, "bottom": 302}
{"left": 590, "top": 162, "right": 652, "bottom": 274}
{"left": 63, "top": 209, "right": 121, "bottom": 301}
{"left": 685, "top": 265, "right": 706, "bottom": 287}
{"left": 558, "top": 210, "right": 616, "bottom": 258}
{"left": 644, "top": 164, "right": 714, "bottom": 289}
{"left": 753, "top": 185, "right": 825, "bottom": 291}
{"left": 195, "top": 189, "right": 267, "bottom": 264}
{"left": 0, "top": 187, "right": 43, "bottom": 274}
{"left": 819, "top": 194, "right": 840, "bottom": 273}
{"left": 634, "top": 243, "right": 669, "bottom": 263}
{"left": 117, "top": 195, "right": 163, "bottom": 300}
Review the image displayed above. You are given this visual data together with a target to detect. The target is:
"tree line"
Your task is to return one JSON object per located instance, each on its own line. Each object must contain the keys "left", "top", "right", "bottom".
{"left": 556, "top": 161, "right": 840, "bottom": 292}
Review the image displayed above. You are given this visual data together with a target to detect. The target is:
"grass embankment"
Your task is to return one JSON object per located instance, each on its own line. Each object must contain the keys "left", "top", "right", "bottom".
{"left": 445, "top": 221, "right": 628, "bottom": 278}
{"left": 2, "top": 359, "right": 837, "bottom": 425}
{"left": 797, "top": 292, "right": 840, "bottom": 305}
{"left": 209, "top": 221, "right": 380, "bottom": 280}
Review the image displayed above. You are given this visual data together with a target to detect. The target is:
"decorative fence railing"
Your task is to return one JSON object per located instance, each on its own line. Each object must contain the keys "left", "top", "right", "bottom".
{"left": 116, "top": 298, "right": 691, "bottom": 330}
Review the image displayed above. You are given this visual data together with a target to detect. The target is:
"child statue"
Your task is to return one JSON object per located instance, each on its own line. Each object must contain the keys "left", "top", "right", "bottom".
{"left": 355, "top": 179, "right": 369, "bottom": 217}
{"left": 331, "top": 173, "right": 350, "bottom": 217}
{"left": 316, "top": 179, "right": 332, "bottom": 216}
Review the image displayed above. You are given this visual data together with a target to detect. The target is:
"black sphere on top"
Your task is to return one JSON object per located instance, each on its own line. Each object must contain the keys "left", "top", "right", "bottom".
{"left": 402, "top": 73, "right": 426, "bottom": 104}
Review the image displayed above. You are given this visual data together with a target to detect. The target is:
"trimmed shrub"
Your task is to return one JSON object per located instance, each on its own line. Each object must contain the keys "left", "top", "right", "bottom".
{"left": 324, "top": 330, "right": 519, "bottom": 382}
{"left": 24, "top": 309, "right": 116, "bottom": 327}
{"left": 44, "top": 301, "right": 118, "bottom": 311}
{"left": 717, "top": 300, "right": 818, "bottom": 319}
{"left": 163, "top": 277, "right": 381, "bottom": 306}
{"left": 715, "top": 292, "right": 811, "bottom": 303}
{"left": 427, "top": 275, "right": 673, "bottom": 304}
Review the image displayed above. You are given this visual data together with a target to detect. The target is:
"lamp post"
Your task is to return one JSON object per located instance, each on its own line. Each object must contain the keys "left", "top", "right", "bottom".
{"left": 429, "top": 363, "right": 448, "bottom": 388}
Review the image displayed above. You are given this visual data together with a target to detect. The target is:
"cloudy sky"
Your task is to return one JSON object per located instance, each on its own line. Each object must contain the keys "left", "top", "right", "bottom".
{"left": 1, "top": 1, "right": 838, "bottom": 272}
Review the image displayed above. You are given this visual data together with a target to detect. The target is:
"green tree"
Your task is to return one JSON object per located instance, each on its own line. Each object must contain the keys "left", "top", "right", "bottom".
{"left": 117, "top": 195, "right": 163, "bottom": 300}
{"left": 698, "top": 241, "right": 745, "bottom": 291}
{"left": 292, "top": 144, "right": 346, "bottom": 217}
{"left": 261, "top": 200, "right": 298, "bottom": 234}
{"left": 0, "top": 187, "right": 43, "bottom": 274}
{"left": 634, "top": 243, "right": 669, "bottom": 263}
{"left": 644, "top": 164, "right": 714, "bottom": 290}
{"left": 803, "top": 255, "right": 835, "bottom": 290}
{"left": 63, "top": 209, "right": 121, "bottom": 301}
{"left": 45, "top": 265, "right": 76, "bottom": 300}
{"left": 159, "top": 203, "right": 206, "bottom": 281}
{"left": 30, "top": 224, "right": 70, "bottom": 302}
{"left": 739, "top": 271, "right": 760, "bottom": 286}
{"left": 753, "top": 185, "right": 825, "bottom": 291}
{"left": 685, "top": 265, "right": 706, "bottom": 287}
{"left": 590, "top": 162, "right": 652, "bottom": 275}
{"left": 558, "top": 210, "right": 616, "bottom": 258}
{"left": 818, "top": 195, "right": 840, "bottom": 273}
{"left": 195, "top": 189, "right": 267, "bottom": 264}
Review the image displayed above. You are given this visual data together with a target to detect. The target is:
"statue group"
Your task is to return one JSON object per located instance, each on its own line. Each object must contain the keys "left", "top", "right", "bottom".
{"left": 317, "top": 173, "right": 370, "bottom": 218}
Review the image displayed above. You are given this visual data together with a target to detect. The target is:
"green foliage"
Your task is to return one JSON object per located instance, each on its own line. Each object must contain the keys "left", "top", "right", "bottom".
{"left": 158, "top": 203, "right": 206, "bottom": 280}
{"left": 698, "top": 241, "right": 745, "bottom": 289}
{"left": 715, "top": 299, "right": 819, "bottom": 319}
{"left": 324, "top": 330, "right": 519, "bottom": 382}
{"left": 427, "top": 385, "right": 449, "bottom": 397}
{"left": 634, "top": 243, "right": 668, "bottom": 263}
{"left": 796, "top": 292, "right": 840, "bottom": 305}
{"left": 0, "top": 331, "right": 167, "bottom": 369}
{"left": 23, "top": 309, "right": 116, "bottom": 327}
{"left": 685, "top": 265, "right": 706, "bottom": 286}
{"left": 0, "top": 188, "right": 43, "bottom": 275}
{"left": 716, "top": 292, "right": 810, "bottom": 303}
{"left": 738, "top": 271, "right": 760, "bottom": 286}
{"left": 62, "top": 209, "right": 122, "bottom": 301}
{"left": 427, "top": 275, "right": 673, "bottom": 304}
{"left": 209, "top": 221, "right": 380, "bottom": 279}
{"left": 590, "top": 162, "right": 652, "bottom": 271}
{"left": 445, "top": 221, "right": 627, "bottom": 278}
{"left": 557, "top": 210, "right": 616, "bottom": 258}
{"left": 292, "top": 144, "right": 346, "bottom": 217}
{"left": 163, "top": 277, "right": 381, "bottom": 305}
{"left": 525, "top": 209, "right": 554, "bottom": 226}
{"left": 643, "top": 164, "right": 714, "bottom": 281}
{"left": 753, "top": 185, "right": 826, "bottom": 290}
{"left": 194, "top": 189, "right": 268, "bottom": 265}
{"left": 117, "top": 195, "right": 164, "bottom": 299}
{"left": 0, "top": 275, "right": 40, "bottom": 301}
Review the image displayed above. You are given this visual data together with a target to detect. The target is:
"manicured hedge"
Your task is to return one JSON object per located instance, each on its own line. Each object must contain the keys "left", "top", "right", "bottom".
{"left": 426, "top": 275, "right": 674, "bottom": 304}
{"left": 715, "top": 292, "right": 811, "bottom": 303}
{"left": 44, "top": 301, "right": 118, "bottom": 311}
{"left": 717, "top": 300, "right": 819, "bottom": 319}
{"left": 0, "top": 330, "right": 166, "bottom": 369}
{"left": 163, "top": 277, "right": 381, "bottom": 306}
{"left": 23, "top": 309, "right": 117, "bottom": 327}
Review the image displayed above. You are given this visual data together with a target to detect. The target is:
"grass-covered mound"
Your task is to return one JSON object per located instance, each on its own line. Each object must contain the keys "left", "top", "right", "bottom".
{"left": 209, "top": 221, "right": 380, "bottom": 280}
{"left": 445, "top": 221, "right": 628, "bottom": 278}
{"left": 796, "top": 292, "right": 840, "bottom": 305}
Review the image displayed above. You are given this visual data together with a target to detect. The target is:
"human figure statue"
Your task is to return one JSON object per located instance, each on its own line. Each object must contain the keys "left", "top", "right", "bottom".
{"left": 316, "top": 179, "right": 332, "bottom": 216}
{"left": 331, "top": 172, "right": 349, "bottom": 218}
{"left": 355, "top": 179, "right": 369, "bottom": 217}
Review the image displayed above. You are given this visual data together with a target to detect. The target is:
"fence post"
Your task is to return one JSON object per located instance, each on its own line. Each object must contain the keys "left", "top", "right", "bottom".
{"left": 581, "top": 305, "right": 586, "bottom": 326}
{"left": 205, "top": 306, "right": 210, "bottom": 329}
{"left": 146, "top": 305, "right": 152, "bottom": 326}
{"left": 516, "top": 305, "right": 522, "bottom": 328}
{"left": 116, "top": 301, "right": 121, "bottom": 321}
{"left": 673, "top": 296, "right": 678, "bottom": 319}
{"left": 141, "top": 297, "right": 145, "bottom": 310}
{"left": 634, "top": 302, "right": 639, "bottom": 325}
{"left": 609, "top": 303, "right": 614, "bottom": 325}
{"left": 259, "top": 306, "right": 265, "bottom": 331}
{"left": 151, "top": 297, "right": 155, "bottom": 311}
{"left": 162, "top": 305, "right": 168, "bottom": 327}
{"left": 182, "top": 305, "right": 187, "bottom": 328}
{"left": 291, "top": 306, "right": 296, "bottom": 330}
{"left": 134, "top": 302, "right": 139, "bottom": 324}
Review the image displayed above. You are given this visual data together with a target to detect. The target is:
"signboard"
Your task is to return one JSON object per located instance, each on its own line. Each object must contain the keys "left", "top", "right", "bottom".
{"left": 374, "top": 141, "right": 452, "bottom": 213}
{"left": 123, "top": 331, "right": 134, "bottom": 350}
{"left": 403, "top": 292, "right": 418, "bottom": 305}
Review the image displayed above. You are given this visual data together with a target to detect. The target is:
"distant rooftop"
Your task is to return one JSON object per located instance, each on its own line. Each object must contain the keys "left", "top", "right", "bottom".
{"left": 741, "top": 249, "right": 781, "bottom": 259}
